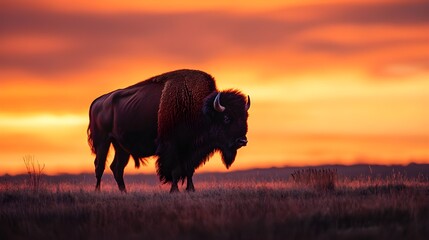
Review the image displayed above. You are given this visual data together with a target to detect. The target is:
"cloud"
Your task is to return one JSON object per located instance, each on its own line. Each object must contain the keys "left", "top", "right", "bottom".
{"left": 0, "top": 1, "right": 428, "bottom": 76}
{"left": 299, "top": 38, "right": 428, "bottom": 56}
{"left": 304, "top": 1, "right": 429, "bottom": 25}
{"left": 371, "top": 57, "right": 429, "bottom": 78}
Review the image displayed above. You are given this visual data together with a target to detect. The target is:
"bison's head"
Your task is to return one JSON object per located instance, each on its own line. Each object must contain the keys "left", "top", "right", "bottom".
{"left": 203, "top": 90, "right": 250, "bottom": 168}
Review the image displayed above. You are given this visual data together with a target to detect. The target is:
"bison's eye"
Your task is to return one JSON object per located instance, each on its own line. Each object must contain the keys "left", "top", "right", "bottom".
{"left": 223, "top": 115, "right": 231, "bottom": 124}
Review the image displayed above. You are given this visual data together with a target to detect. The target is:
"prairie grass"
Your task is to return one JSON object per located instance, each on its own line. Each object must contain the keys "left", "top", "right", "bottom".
{"left": 291, "top": 168, "right": 338, "bottom": 191}
{"left": 0, "top": 173, "right": 428, "bottom": 240}
{"left": 22, "top": 155, "right": 45, "bottom": 192}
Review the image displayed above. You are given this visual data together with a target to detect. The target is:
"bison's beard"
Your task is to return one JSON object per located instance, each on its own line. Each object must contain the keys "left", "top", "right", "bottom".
{"left": 220, "top": 147, "right": 237, "bottom": 169}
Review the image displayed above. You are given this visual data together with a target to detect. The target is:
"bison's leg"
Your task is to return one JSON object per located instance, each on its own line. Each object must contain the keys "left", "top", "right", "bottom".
{"left": 185, "top": 167, "right": 195, "bottom": 192}
{"left": 157, "top": 141, "right": 181, "bottom": 193}
{"left": 94, "top": 141, "right": 110, "bottom": 191}
{"left": 170, "top": 166, "right": 181, "bottom": 193}
{"left": 110, "top": 144, "right": 130, "bottom": 192}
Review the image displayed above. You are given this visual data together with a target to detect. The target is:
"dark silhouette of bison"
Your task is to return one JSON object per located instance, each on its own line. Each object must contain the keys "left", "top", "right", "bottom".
{"left": 88, "top": 69, "right": 250, "bottom": 192}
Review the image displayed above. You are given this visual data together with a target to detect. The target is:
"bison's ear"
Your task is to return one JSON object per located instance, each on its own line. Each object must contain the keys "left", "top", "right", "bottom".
{"left": 203, "top": 92, "right": 219, "bottom": 120}
{"left": 203, "top": 102, "right": 215, "bottom": 120}
{"left": 213, "top": 92, "right": 226, "bottom": 112}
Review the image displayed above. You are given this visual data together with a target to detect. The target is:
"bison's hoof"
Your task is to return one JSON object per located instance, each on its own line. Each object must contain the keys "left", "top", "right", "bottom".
{"left": 170, "top": 185, "right": 179, "bottom": 193}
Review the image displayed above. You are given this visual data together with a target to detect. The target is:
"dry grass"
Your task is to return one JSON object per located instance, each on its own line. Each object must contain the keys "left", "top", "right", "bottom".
{"left": 23, "top": 155, "right": 45, "bottom": 192}
{"left": 291, "top": 168, "right": 338, "bottom": 191}
{"left": 0, "top": 173, "right": 428, "bottom": 240}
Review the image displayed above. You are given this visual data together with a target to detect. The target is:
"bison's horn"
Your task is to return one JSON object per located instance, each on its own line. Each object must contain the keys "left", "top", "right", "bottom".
{"left": 246, "top": 95, "right": 251, "bottom": 111}
{"left": 213, "top": 92, "right": 225, "bottom": 112}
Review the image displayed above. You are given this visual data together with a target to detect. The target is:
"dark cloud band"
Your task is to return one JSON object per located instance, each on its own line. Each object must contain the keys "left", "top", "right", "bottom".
{"left": 0, "top": 1, "right": 428, "bottom": 75}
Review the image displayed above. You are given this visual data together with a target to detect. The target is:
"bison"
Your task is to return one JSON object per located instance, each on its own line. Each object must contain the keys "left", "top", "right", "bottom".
{"left": 88, "top": 69, "right": 250, "bottom": 192}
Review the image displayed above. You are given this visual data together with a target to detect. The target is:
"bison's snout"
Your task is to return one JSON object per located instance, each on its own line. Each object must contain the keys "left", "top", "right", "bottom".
{"left": 235, "top": 137, "right": 248, "bottom": 148}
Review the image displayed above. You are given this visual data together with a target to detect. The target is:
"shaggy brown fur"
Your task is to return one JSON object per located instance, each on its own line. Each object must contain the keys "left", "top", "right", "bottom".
{"left": 157, "top": 70, "right": 217, "bottom": 139}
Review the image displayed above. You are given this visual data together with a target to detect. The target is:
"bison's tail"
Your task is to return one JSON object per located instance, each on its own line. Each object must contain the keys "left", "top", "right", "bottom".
{"left": 87, "top": 101, "right": 97, "bottom": 154}
{"left": 87, "top": 125, "right": 96, "bottom": 154}
{"left": 131, "top": 156, "right": 150, "bottom": 169}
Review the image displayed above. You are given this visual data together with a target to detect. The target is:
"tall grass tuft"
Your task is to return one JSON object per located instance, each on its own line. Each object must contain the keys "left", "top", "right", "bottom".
{"left": 23, "top": 155, "right": 45, "bottom": 192}
{"left": 291, "top": 168, "right": 338, "bottom": 191}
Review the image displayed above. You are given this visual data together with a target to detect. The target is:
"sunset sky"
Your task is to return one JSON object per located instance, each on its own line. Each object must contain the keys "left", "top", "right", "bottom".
{"left": 1, "top": 0, "right": 428, "bottom": 175}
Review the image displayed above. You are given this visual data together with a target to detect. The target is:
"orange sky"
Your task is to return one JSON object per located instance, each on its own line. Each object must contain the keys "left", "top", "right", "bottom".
{"left": 1, "top": 0, "right": 428, "bottom": 175}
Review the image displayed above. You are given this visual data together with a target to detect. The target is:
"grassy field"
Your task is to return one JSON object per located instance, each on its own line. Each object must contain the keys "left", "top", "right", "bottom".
{"left": 1, "top": 169, "right": 428, "bottom": 240}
